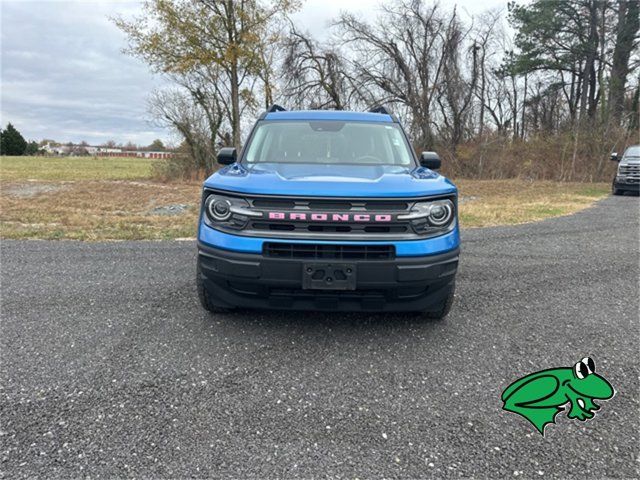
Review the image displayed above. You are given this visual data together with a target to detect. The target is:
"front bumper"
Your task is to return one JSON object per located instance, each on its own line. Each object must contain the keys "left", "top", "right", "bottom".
{"left": 198, "top": 222, "right": 460, "bottom": 256}
{"left": 197, "top": 242, "right": 459, "bottom": 312}
{"left": 614, "top": 177, "right": 640, "bottom": 192}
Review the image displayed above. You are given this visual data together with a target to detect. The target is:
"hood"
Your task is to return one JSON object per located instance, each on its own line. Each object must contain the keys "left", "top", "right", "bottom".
{"left": 204, "top": 162, "right": 457, "bottom": 198}
{"left": 621, "top": 156, "right": 640, "bottom": 165}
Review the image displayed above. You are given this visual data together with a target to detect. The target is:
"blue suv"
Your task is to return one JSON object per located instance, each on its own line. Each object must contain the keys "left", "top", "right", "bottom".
{"left": 197, "top": 106, "right": 460, "bottom": 318}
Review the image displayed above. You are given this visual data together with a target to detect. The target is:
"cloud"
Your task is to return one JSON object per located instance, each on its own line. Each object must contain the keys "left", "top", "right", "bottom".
{"left": 290, "top": 0, "right": 508, "bottom": 40}
{"left": 0, "top": 0, "right": 168, "bottom": 145}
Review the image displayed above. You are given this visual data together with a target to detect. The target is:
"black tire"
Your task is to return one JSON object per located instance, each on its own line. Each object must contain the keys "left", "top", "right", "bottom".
{"left": 422, "top": 282, "right": 455, "bottom": 320}
{"left": 612, "top": 180, "right": 623, "bottom": 196}
{"left": 196, "top": 263, "right": 235, "bottom": 313}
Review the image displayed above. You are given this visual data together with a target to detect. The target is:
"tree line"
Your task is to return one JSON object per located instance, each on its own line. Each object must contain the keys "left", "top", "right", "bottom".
{"left": 0, "top": 125, "right": 170, "bottom": 156}
{"left": 115, "top": 0, "right": 640, "bottom": 181}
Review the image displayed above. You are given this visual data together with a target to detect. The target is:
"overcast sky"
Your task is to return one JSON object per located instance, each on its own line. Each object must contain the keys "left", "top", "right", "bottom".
{"left": 0, "top": 0, "right": 508, "bottom": 146}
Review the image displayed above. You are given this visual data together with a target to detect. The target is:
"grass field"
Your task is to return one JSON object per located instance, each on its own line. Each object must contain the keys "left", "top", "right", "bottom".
{"left": 0, "top": 155, "right": 156, "bottom": 181}
{"left": 0, "top": 155, "right": 610, "bottom": 240}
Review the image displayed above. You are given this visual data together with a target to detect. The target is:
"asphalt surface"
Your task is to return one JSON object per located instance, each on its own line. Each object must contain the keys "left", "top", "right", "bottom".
{"left": 1, "top": 195, "right": 639, "bottom": 479}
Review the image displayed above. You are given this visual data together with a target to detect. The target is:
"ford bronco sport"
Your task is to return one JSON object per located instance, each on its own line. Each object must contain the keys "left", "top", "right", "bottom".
{"left": 196, "top": 106, "right": 459, "bottom": 318}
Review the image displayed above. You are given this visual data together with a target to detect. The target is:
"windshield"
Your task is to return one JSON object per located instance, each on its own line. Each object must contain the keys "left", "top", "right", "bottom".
{"left": 623, "top": 146, "right": 640, "bottom": 159}
{"left": 243, "top": 120, "right": 414, "bottom": 166}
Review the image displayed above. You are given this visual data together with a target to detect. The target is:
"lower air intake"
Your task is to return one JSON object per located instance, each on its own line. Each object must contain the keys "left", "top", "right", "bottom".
{"left": 263, "top": 243, "right": 395, "bottom": 260}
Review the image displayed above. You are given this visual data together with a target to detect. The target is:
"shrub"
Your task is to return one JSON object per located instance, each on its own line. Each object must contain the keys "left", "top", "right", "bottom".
{"left": 439, "top": 125, "right": 635, "bottom": 182}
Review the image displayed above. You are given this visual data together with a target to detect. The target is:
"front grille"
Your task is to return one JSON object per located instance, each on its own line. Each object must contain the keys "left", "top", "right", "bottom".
{"left": 264, "top": 242, "right": 395, "bottom": 260}
{"left": 247, "top": 197, "right": 419, "bottom": 239}
{"left": 204, "top": 189, "right": 455, "bottom": 241}
{"left": 619, "top": 164, "right": 640, "bottom": 180}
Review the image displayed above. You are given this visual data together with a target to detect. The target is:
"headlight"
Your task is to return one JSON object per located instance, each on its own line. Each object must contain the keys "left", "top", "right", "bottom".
{"left": 398, "top": 198, "right": 455, "bottom": 233}
{"left": 425, "top": 201, "right": 453, "bottom": 226}
{"left": 208, "top": 197, "right": 232, "bottom": 221}
{"left": 203, "top": 193, "right": 261, "bottom": 230}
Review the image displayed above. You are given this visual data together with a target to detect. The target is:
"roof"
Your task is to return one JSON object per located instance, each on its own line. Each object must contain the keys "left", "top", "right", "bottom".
{"left": 263, "top": 110, "right": 395, "bottom": 122}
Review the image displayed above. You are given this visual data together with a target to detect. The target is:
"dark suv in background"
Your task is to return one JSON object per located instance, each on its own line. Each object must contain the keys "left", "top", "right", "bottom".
{"left": 611, "top": 145, "right": 640, "bottom": 195}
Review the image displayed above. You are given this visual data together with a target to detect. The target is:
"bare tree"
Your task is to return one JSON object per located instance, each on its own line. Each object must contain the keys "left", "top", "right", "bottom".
{"left": 172, "top": 66, "right": 226, "bottom": 154}
{"left": 337, "top": 1, "right": 457, "bottom": 148}
{"left": 471, "top": 10, "right": 502, "bottom": 138}
{"left": 435, "top": 11, "right": 479, "bottom": 149}
{"left": 116, "top": 0, "right": 639, "bottom": 181}
{"left": 148, "top": 89, "right": 216, "bottom": 172}
{"left": 115, "top": 0, "right": 297, "bottom": 150}
{"left": 281, "top": 26, "right": 356, "bottom": 110}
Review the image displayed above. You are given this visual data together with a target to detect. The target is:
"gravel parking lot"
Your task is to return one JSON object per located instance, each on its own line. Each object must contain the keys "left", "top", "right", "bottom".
{"left": 1, "top": 195, "right": 638, "bottom": 479}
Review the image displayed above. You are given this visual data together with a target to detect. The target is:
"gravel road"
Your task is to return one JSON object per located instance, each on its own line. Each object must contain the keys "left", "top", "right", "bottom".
{"left": 1, "top": 195, "right": 638, "bottom": 479}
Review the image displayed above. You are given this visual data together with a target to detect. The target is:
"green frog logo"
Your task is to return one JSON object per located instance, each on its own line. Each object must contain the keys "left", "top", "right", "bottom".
{"left": 501, "top": 357, "right": 615, "bottom": 435}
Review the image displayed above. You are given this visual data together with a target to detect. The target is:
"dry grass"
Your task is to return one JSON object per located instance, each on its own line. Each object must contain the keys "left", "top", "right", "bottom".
{"left": 0, "top": 156, "right": 610, "bottom": 240}
{"left": 456, "top": 180, "right": 610, "bottom": 228}
{"left": 1, "top": 180, "right": 201, "bottom": 240}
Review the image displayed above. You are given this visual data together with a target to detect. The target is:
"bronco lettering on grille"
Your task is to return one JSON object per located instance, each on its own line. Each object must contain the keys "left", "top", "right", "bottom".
{"left": 267, "top": 212, "right": 393, "bottom": 222}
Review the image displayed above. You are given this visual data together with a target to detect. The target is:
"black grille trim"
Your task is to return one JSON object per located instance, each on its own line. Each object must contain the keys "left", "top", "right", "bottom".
{"left": 251, "top": 222, "right": 408, "bottom": 234}
{"left": 264, "top": 242, "right": 395, "bottom": 260}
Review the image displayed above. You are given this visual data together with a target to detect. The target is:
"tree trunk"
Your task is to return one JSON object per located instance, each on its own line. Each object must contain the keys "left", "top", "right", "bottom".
{"left": 609, "top": 0, "right": 640, "bottom": 124}
{"left": 230, "top": 63, "right": 241, "bottom": 150}
{"left": 478, "top": 47, "right": 486, "bottom": 138}
{"left": 521, "top": 73, "right": 527, "bottom": 139}
{"left": 225, "top": 0, "right": 241, "bottom": 150}
{"left": 511, "top": 74, "right": 518, "bottom": 140}
{"left": 579, "top": 0, "right": 599, "bottom": 120}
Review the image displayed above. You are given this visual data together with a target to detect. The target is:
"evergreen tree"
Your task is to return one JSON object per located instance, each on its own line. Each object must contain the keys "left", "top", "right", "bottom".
{"left": 25, "top": 141, "right": 40, "bottom": 155}
{"left": 147, "top": 139, "right": 165, "bottom": 151}
{"left": 508, "top": 0, "right": 605, "bottom": 121}
{"left": 1, "top": 123, "right": 28, "bottom": 155}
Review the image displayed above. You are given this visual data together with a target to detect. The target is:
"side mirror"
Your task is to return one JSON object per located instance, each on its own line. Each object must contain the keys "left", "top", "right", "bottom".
{"left": 217, "top": 147, "right": 237, "bottom": 165}
{"left": 610, "top": 152, "right": 619, "bottom": 162}
{"left": 420, "top": 151, "right": 441, "bottom": 170}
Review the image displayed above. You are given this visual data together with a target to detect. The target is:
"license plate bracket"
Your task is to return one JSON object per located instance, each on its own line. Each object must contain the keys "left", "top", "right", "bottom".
{"left": 302, "top": 263, "right": 357, "bottom": 290}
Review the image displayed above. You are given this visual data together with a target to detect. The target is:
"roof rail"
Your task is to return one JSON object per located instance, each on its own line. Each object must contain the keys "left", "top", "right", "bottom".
{"left": 268, "top": 104, "right": 286, "bottom": 112}
{"left": 369, "top": 105, "right": 391, "bottom": 115}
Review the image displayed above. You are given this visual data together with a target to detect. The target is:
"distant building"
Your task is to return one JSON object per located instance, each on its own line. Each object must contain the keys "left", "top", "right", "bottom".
{"left": 102, "top": 150, "right": 173, "bottom": 159}
{"left": 40, "top": 142, "right": 173, "bottom": 159}
{"left": 85, "top": 146, "right": 122, "bottom": 155}
{"left": 41, "top": 142, "right": 70, "bottom": 155}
